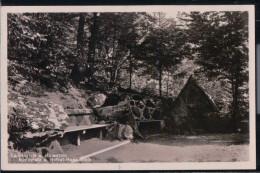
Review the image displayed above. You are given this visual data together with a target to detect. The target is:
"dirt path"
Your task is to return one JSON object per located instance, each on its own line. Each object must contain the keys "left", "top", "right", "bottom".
{"left": 62, "top": 138, "right": 123, "bottom": 158}
{"left": 62, "top": 134, "right": 249, "bottom": 163}
{"left": 89, "top": 142, "right": 249, "bottom": 163}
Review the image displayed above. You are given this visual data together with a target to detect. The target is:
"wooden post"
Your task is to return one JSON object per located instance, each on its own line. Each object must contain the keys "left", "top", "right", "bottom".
{"left": 158, "top": 121, "right": 161, "bottom": 132}
{"left": 76, "top": 133, "right": 80, "bottom": 146}
{"left": 99, "top": 129, "right": 103, "bottom": 139}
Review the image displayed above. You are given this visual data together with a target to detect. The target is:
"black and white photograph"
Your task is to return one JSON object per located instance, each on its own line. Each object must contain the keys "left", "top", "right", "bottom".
{"left": 1, "top": 5, "right": 256, "bottom": 170}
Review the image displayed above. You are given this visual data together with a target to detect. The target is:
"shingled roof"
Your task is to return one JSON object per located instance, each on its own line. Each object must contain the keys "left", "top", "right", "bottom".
{"left": 173, "top": 75, "right": 219, "bottom": 112}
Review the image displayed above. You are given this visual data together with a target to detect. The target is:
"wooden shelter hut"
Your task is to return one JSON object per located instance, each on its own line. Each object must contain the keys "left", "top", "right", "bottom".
{"left": 163, "top": 75, "right": 219, "bottom": 134}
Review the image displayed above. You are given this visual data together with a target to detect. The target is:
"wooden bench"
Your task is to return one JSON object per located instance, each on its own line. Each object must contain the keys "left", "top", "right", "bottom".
{"left": 64, "top": 124, "right": 108, "bottom": 146}
{"left": 64, "top": 108, "right": 108, "bottom": 146}
{"left": 137, "top": 119, "right": 163, "bottom": 134}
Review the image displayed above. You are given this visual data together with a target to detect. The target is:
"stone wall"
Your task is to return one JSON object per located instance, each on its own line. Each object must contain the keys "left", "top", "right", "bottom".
{"left": 96, "top": 92, "right": 163, "bottom": 139}
{"left": 102, "top": 93, "right": 162, "bottom": 121}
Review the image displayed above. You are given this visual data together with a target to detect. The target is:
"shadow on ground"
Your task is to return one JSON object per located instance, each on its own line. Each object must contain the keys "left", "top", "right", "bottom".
{"left": 143, "top": 133, "right": 249, "bottom": 147}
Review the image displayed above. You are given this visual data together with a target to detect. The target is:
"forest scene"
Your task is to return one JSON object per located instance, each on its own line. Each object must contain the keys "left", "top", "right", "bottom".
{"left": 7, "top": 11, "right": 250, "bottom": 163}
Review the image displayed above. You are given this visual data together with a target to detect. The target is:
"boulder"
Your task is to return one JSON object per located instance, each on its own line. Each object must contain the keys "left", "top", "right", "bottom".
{"left": 95, "top": 102, "right": 129, "bottom": 122}
{"left": 86, "top": 93, "right": 106, "bottom": 108}
{"left": 106, "top": 122, "right": 133, "bottom": 140}
{"left": 45, "top": 140, "right": 64, "bottom": 155}
{"left": 96, "top": 102, "right": 143, "bottom": 140}
{"left": 8, "top": 93, "right": 70, "bottom": 150}
{"left": 103, "top": 93, "right": 128, "bottom": 106}
{"left": 60, "top": 87, "right": 68, "bottom": 93}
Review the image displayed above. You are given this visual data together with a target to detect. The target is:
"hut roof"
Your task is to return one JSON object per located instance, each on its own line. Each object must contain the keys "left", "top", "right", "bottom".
{"left": 173, "top": 75, "right": 219, "bottom": 112}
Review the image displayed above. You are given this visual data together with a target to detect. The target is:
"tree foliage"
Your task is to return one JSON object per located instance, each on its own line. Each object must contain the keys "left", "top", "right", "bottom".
{"left": 8, "top": 12, "right": 250, "bottom": 131}
{"left": 182, "top": 11, "right": 249, "bottom": 130}
{"left": 136, "top": 12, "right": 190, "bottom": 96}
{"left": 8, "top": 13, "right": 78, "bottom": 87}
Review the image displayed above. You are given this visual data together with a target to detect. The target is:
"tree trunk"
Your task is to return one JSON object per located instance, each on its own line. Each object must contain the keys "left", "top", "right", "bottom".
{"left": 166, "top": 71, "right": 170, "bottom": 97}
{"left": 87, "top": 13, "right": 98, "bottom": 64}
{"left": 159, "top": 63, "right": 162, "bottom": 97}
{"left": 129, "top": 56, "right": 132, "bottom": 89}
{"left": 110, "top": 67, "right": 119, "bottom": 86}
{"left": 75, "top": 13, "right": 86, "bottom": 84}
{"left": 86, "top": 13, "right": 98, "bottom": 81}
{"left": 230, "top": 76, "right": 239, "bottom": 132}
{"left": 77, "top": 13, "right": 86, "bottom": 59}
{"left": 233, "top": 80, "right": 239, "bottom": 129}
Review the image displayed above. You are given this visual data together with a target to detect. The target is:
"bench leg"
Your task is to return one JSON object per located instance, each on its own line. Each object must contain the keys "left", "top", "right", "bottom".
{"left": 76, "top": 133, "right": 80, "bottom": 146}
{"left": 99, "top": 129, "right": 103, "bottom": 139}
{"left": 157, "top": 121, "right": 163, "bottom": 132}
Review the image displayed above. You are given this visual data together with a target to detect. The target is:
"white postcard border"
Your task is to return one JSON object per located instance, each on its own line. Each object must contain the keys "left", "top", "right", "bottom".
{"left": 1, "top": 5, "right": 256, "bottom": 170}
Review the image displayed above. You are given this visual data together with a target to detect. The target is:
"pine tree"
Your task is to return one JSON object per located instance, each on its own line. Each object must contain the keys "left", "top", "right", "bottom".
{"left": 136, "top": 12, "right": 189, "bottom": 96}
{"left": 183, "top": 11, "right": 249, "bottom": 131}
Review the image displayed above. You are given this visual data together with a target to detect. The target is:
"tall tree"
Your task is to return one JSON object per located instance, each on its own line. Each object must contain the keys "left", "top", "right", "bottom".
{"left": 183, "top": 11, "right": 248, "bottom": 130}
{"left": 8, "top": 13, "right": 78, "bottom": 87}
{"left": 88, "top": 13, "right": 148, "bottom": 88}
{"left": 85, "top": 12, "right": 99, "bottom": 83}
{"left": 136, "top": 12, "right": 189, "bottom": 96}
{"left": 125, "top": 13, "right": 150, "bottom": 89}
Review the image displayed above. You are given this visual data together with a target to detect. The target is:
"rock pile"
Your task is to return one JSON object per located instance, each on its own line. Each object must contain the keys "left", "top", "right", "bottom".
{"left": 8, "top": 92, "right": 70, "bottom": 150}
{"left": 102, "top": 93, "right": 162, "bottom": 121}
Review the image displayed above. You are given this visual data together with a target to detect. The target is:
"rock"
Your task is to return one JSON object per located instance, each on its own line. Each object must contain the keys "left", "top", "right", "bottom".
{"left": 121, "top": 124, "right": 134, "bottom": 140}
{"left": 60, "top": 87, "right": 67, "bottom": 93}
{"left": 12, "top": 79, "right": 45, "bottom": 97}
{"left": 106, "top": 122, "right": 133, "bottom": 140}
{"left": 86, "top": 93, "right": 106, "bottom": 108}
{"left": 8, "top": 93, "right": 69, "bottom": 150}
{"left": 135, "top": 100, "right": 145, "bottom": 109}
{"left": 149, "top": 108, "right": 155, "bottom": 115}
{"left": 53, "top": 82, "right": 60, "bottom": 90}
{"left": 96, "top": 102, "right": 130, "bottom": 123}
{"left": 131, "top": 106, "right": 142, "bottom": 118}
{"left": 146, "top": 99, "right": 155, "bottom": 107}
{"left": 99, "top": 120, "right": 106, "bottom": 124}
{"left": 46, "top": 140, "right": 64, "bottom": 154}
{"left": 97, "top": 102, "right": 142, "bottom": 140}
{"left": 66, "top": 83, "right": 73, "bottom": 89}
{"left": 13, "top": 80, "right": 27, "bottom": 91}
{"left": 143, "top": 108, "right": 151, "bottom": 119}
